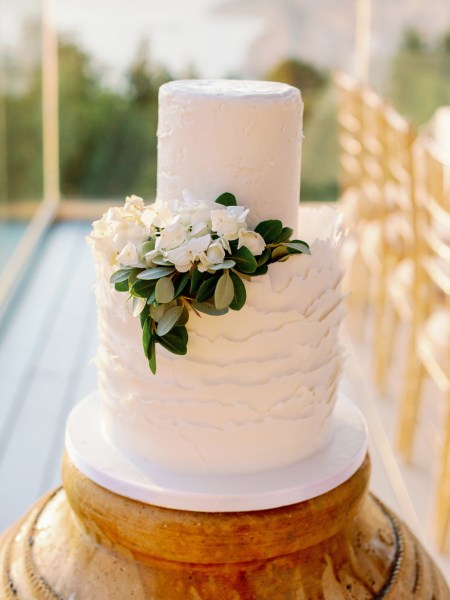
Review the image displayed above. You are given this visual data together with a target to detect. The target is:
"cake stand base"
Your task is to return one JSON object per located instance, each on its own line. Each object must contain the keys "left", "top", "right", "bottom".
{"left": 65, "top": 392, "right": 368, "bottom": 512}
{"left": 1, "top": 453, "right": 448, "bottom": 599}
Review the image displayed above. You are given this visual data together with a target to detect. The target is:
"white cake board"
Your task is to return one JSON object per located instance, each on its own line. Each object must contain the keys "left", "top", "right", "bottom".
{"left": 65, "top": 392, "right": 368, "bottom": 513}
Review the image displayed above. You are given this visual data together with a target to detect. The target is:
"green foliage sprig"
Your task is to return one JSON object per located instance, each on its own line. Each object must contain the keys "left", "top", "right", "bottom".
{"left": 110, "top": 193, "right": 310, "bottom": 374}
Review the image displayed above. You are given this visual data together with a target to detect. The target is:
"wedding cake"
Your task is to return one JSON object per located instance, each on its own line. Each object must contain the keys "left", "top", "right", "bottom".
{"left": 88, "top": 80, "right": 344, "bottom": 478}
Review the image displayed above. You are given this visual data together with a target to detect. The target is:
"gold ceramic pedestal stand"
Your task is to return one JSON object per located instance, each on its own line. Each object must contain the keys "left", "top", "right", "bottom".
{"left": 0, "top": 453, "right": 448, "bottom": 599}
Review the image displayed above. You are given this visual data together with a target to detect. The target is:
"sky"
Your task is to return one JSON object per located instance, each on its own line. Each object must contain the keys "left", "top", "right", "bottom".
{"left": 2, "top": 0, "right": 265, "bottom": 80}
{"left": 2, "top": 0, "right": 450, "bottom": 86}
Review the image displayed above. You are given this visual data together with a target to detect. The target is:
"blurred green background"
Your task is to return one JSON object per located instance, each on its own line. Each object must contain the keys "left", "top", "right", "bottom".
{"left": 2, "top": 14, "right": 450, "bottom": 205}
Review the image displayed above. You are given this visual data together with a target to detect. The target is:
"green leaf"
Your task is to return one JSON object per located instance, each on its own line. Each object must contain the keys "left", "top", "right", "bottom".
{"left": 253, "top": 264, "right": 269, "bottom": 276}
{"left": 148, "top": 337, "right": 157, "bottom": 374}
{"left": 174, "top": 272, "right": 190, "bottom": 297}
{"left": 215, "top": 271, "right": 234, "bottom": 310}
{"left": 231, "top": 246, "right": 257, "bottom": 274}
{"left": 229, "top": 271, "right": 246, "bottom": 311}
{"left": 132, "top": 296, "right": 146, "bottom": 317}
{"left": 140, "top": 304, "right": 150, "bottom": 327}
{"left": 115, "top": 279, "right": 129, "bottom": 292}
{"left": 177, "top": 305, "right": 190, "bottom": 326}
{"left": 190, "top": 268, "right": 205, "bottom": 294}
{"left": 254, "top": 219, "right": 283, "bottom": 243}
{"left": 110, "top": 269, "right": 132, "bottom": 284}
{"left": 192, "top": 301, "right": 229, "bottom": 316}
{"left": 137, "top": 267, "right": 175, "bottom": 280}
{"left": 271, "top": 245, "right": 289, "bottom": 261}
{"left": 142, "top": 240, "right": 156, "bottom": 254}
{"left": 155, "top": 277, "right": 175, "bottom": 303}
{"left": 150, "top": 303, "right": 166, "bottom": 322}
{"left": 229, "top": 239, "right": 239, "bottom": 253}
{"left": 157, "top": 326, "right": 188, "bottom": 355}
{"left": 208, "top": 260, "right": 236, "bottom": 271}
{"left": 196, "top": 276, "right": 218, "bottom": 302}
{"left": 285, "top": 240, "right": 311, "bottom": 255}
{"left": 128, "top": 269, "right": 140, "bottom": 286}
{"left": 256, "top": 248, "right": 271, "bottom": 267}
{"left": 276, "top": 226, "right": 294, "bottom": 243}
{"left": 142, "top": 317, "right": 152, "bottom": 358}
{"left": 146, "top": 289, "right": 157, "bottom": 304}
{"left": 215, "top": 192, "right": 237, "bottom": 207}
{"left": 152, "top": 257, "right": 173, "bottom": 266}
{"left": 156, "top": 305, "right": 184, "bottom": 336}
{"left": 131, "top": 279, "right": 156, "bottom": 298}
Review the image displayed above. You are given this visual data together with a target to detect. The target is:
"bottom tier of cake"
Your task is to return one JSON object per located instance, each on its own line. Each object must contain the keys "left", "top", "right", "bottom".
{"left": 65, "top": 392, "right": 368, "bottom": 511}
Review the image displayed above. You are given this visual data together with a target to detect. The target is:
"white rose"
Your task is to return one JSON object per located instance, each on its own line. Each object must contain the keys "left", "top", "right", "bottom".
{"left": 186, "top": 234, "right": 211, "bottom": 260}
{"left": 238, "top": 229, "right": 266, "bottom": 256}
{"left": 88, "top": 203, "right": 149, "bottom": 265}
{"left": 227, "top": 205, "right": 249, "bottom": 222}
{"left": 155, "top": 221, "right": 187, "bottom": 251}
{"left": 142, "top": 200, "right": 176, "bottom": 230}
{"left": 219, "top": 236, "right": 231, "bottom": 253}
{"left": 116, "top": 242, "right": 140, "bottom": 267}
{"left": 141, "top": 207, "right": 157, "bottom": 230}
{"left": 190, "top": 203, "right": 214, "bottom": 225}
{"left": 112, "top": 221, "right": 147, "bottom": 253}
{"left": 124, "top": 195, "right": 144, "bottom": 212}
{"left": 190, "top": 220, "right": 210, "bottom": 237}
{"left": 105, "top": 207, "right": 124, "bottom": 224}
{"left": 165, "top": 244, "right": 192, "bottom": 272}
{"left": 211, "top": 206, "right": 249, "bottom": 240}
{"left": 205, "top": 240, "right": 225, "bottom": 265}
{"left": 211, "top": 210, "right": 240, "bottom": 240}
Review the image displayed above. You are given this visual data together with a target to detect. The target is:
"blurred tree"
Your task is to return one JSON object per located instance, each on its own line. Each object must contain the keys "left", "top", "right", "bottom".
{"left": 388, "top": 28, "right": 450, "bottom": 125}
{"left": 122, "top": 42, "right": 172, "bottom": 197}
{"left": 3, "top": 20, "right": 43, "bottom": 201}
{"left": 264, "top": 57, "right": 335, "bottom": 201}
{"left": 401, "top": 28, "right": 427, "bottom": 54}
{"left": 58, "top": 39, "right": 119, "bottom": 197}
{"left": 265, "top": 58, "right": 326, "bottom": 121}
{"left": 5, "top": 32, "right": 171, "bottom": 202}
{"left": 58, "top": 39, "right": 169, "bottom": 199}
{"left": 439, "top": 30, "right": 450, "bottom": 55}
{"left": 301, "top": 83, "right": 338, "bottom": 202}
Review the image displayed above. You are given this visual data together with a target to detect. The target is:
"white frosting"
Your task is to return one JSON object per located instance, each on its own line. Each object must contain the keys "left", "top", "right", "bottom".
{"left": 157, "top": 80, "right": 303, "bottom": 231}
{"left": 89, "top": 80, "right": 344, "bottom": 476}
{"left": 94, "top": 206, "right": 344, "bottom": 476}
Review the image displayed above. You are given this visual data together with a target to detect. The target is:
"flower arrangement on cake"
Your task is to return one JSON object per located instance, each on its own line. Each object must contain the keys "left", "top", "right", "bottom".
{"left": 90, "top": 192, "right": 310, "bottom": 373}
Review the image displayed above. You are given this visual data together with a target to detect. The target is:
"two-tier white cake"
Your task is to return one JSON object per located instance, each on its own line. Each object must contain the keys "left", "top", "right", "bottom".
{"left": 87, "top": 80, "right": 346, "bottom": 479}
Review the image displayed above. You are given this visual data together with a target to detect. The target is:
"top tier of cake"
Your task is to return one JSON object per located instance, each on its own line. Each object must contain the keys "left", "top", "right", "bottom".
{"left": 157, "top": 80, "right": 303, "bottom": 231}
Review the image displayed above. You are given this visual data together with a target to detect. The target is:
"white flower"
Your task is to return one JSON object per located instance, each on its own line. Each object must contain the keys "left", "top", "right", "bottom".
{"left": 219, "top": 236, "right": 231, "bottom": 253}
{"left": 124, "top": 195, "right": 144, "bottom": 212}
{"left": 155, "top": 221, "right": 187, "bottom": 251}
{"left": 190, "top": 221, "right": 210, "bottom": 237}
{"left": 205, "top": 241, "right": 225, "bottom": 265}
{"left": 238, "top": 229, "right": 266, "bottom": 256}
{"left": 211, "top": 207, "right": 248, "bottom": 240}
{"left": 165, "top": 245, "right": 192, "bottom": 272}
{"left": 141, "top": 199, "right": 176, "bottom": 230}
{"left": 186, "top": 234, "right": 211, "bottom": 260}
{"left": 111, "top": 222, "right": 147, "bottom": 254}
{"left": 116, "top": 242, "right": 141, "bottom": 267}
{"left": 227, "top": 205, "right": 249, "bottom": 221}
